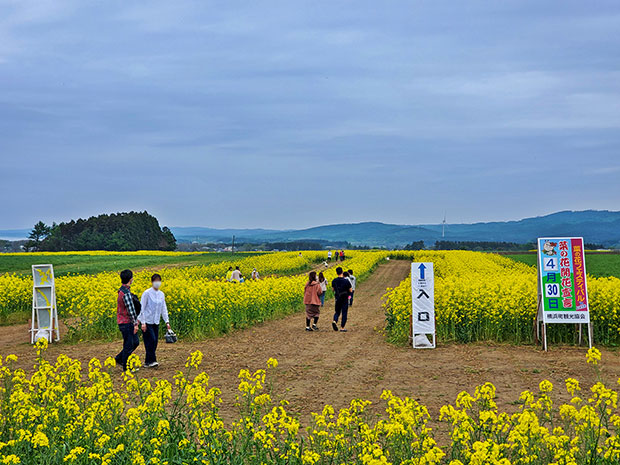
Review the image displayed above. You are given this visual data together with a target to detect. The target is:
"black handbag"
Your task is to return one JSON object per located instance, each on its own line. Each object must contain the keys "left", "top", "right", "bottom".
{"left": 165, "top": 329, "right": 177, "bottom": 343}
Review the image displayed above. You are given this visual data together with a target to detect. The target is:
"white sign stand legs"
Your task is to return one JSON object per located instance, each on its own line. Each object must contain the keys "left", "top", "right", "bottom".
{"left": 411, "top": 262, "right": 436, "bottom": 349}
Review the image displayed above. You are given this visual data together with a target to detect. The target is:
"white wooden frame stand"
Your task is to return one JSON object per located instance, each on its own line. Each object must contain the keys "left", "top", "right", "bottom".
{"left": 31, "top": 264, "right": 60, "bottom": 344}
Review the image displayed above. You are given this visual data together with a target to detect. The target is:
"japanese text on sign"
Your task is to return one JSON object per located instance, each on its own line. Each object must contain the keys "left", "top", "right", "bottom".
{"left": 538, "top": 237, "right": 590, "bottom": 324}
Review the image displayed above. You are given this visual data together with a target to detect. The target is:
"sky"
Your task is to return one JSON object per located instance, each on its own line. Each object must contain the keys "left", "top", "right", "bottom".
{"left": 1, "top": 0, "right": 620, "bottom": 230}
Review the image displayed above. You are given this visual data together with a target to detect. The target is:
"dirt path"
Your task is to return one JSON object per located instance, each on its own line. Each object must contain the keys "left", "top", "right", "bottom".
{"left": 2, "top": 260, "right": 619, "bottom": 432}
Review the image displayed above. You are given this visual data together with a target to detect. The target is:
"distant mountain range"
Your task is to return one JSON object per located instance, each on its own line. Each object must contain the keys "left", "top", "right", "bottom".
{"left": 170, "top": 210, "right": 620, "bottom": 248}
{"left": 3, "top": 210, "right": 619, "bottom": 248}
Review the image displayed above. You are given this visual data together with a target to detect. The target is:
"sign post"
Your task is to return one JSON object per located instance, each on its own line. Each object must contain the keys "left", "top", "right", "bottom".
{"left": 31, "top": 264, "right": 60, "bottom": 344}
{"left": 411, "top": 262, "right": 436, "bottom": 348}
{"left": 536, "top": 237, "right": 591, "bottom": 351}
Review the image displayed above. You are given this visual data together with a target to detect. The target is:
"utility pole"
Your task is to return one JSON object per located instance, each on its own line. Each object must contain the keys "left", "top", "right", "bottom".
{"left": 232, "top": 235, "right": 235, "bottom": 254}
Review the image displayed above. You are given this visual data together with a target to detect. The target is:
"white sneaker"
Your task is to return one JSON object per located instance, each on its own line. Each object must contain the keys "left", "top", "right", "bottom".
{"left": 146, "top": 361, "right": 159, "bottom": 368}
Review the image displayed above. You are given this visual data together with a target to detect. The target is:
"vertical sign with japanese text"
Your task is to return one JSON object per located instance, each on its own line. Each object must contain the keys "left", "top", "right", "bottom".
{"left": 537, "top": 237, "right": 590, "bottom": 324}
{"left": 411, "top": 262, "right": 435, "bottom": 348}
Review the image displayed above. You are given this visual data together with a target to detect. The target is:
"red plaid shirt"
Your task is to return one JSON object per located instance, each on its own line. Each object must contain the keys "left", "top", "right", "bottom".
{"left": 117, "top": 285, "right": 138, "bottom": 325}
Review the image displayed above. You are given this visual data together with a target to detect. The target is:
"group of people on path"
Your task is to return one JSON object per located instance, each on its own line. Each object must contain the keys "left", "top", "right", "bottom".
{"left": 113, "top": 261, "right": 357, "bottom": 372}
{"left": 115, "top": 269, "right": 172, "bottom": 371}
{"left": 327, "top": 250, "right": 346, "bottom": 262}
{"left": 225, "top": 266, "right": 260, "bottom": 283}
{"left": 303, "top": 267, "right": 356, "bottom": 332}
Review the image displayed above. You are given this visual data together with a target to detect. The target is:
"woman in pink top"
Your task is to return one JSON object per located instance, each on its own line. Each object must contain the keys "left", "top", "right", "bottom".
{"left": 304, "top": 271, "right": 323, "bottom": 331}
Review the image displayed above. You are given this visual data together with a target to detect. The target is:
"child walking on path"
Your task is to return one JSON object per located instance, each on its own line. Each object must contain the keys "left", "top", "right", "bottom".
{"left": 347, "top": 269, "right": 356, "bottom": 306}
{"left": 139, "top": 273, "right": 172, "bottom": 368}
{"left": 318, "top": 272, "right": 327, "bottom": 307}
{"left": 304, "top": 271, "right": 322, "bottom": 331}
{"left": 331, "top": 267, "right": 352, "bottom": 332}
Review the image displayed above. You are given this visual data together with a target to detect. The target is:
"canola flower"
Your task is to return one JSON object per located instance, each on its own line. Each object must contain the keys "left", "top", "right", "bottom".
{"left": 586, "top": 347, "right": 602, "bottom": 366}
{"left": 0, "top": 251, "right": 385, "bottom": 340}
{"left": 384, "top": 251, "right": 620, "bottom": 345}
{"left": 1, "top": 344, "right": 620, "bottom": 464}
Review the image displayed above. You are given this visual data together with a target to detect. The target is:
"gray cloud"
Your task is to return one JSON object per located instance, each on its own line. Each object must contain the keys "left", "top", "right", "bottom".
{"left": 1, "top": 0, "right": 619, "bottom": 229}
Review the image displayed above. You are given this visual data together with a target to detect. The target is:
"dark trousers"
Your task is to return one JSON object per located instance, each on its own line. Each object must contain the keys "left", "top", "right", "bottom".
{"left": 349, "top": 290, "right": 355, "bottom": 306}
{"left": 142, "top": 324, "right": 159, "bottom": 364}
{"left": 116, "top": 323, "right": 139, "bottom": 370}
{"left": 333, "top": 297, "right": 349, "bottom": 328}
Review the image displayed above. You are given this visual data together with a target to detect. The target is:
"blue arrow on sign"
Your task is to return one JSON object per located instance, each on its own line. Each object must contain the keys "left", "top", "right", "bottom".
{"left": 418, "top": 263, "right": 426, "bottom": 279}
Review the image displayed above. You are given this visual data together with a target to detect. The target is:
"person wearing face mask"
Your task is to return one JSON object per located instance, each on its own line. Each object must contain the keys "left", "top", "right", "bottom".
{"left": 138, "top": 273, "right": 171, "bottom": 368}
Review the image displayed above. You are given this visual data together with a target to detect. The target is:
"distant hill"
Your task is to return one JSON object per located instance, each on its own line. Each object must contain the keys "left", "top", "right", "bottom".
{"left": 171, "top": 210, "right": 620, "bottom": 248}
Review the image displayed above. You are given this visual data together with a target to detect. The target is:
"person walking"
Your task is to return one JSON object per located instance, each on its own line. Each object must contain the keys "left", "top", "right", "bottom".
{"left": 318, "top": 271, "right": 328, "bottom": 307}
{"left": 340, "top": 250, "right": 345, "bottom": 262}
{"left": 115, "top": 269, "right": 140, "bottom": 371}
{"left": 327, "top": 250, "right": 332, "bottom": 262}
{"left": 231, "top": 266, "right": 242, "bottom": 282}
{"left": 331, "top": 267, "right": 352, "bottom": 332}
{"left": 304, "top": 271, "right": 322, "bottom": 331}
{"left": 138, "top": 273, "right": 172, "bottom": 368}
{"left": 347, "top": 269, "right": 357, "bottom": 306}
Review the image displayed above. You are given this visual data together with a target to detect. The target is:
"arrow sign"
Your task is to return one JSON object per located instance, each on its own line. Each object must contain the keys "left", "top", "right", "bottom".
{"left": 411, "top": 262, "right": 435, "bottom": 349}
{"left": 418, "top": 263, "right": 426, "bottom": 279}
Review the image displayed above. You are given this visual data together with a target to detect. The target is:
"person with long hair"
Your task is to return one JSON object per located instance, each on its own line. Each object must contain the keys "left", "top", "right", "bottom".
{"left": 303, "top": 271, "right": 322, "bottom": 331}
{"left": 318, "top": 271, "right": 327, "bottom": 307}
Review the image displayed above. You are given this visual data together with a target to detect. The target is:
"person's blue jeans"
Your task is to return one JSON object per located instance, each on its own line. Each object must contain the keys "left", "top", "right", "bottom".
{"left": 333, "top": 297, "right": 349, "bottom": 328}
{"left": 320, "top": 292, "right": 326, "bottom": 307}
{"left": 115, "top": 323, "right": 140, "bottom": 370}
{"left": 142, "top": 323, "right": 159, "bottom": 365}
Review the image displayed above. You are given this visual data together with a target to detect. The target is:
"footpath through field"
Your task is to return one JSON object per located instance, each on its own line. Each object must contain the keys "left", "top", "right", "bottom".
{"left": 3, "top": 259, "right": 620, "bottom": 428}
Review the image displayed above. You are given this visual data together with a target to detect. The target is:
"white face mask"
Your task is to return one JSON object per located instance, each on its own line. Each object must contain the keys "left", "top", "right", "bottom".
{"left": 152, "top": 281, "right": 162, "bottom": 290}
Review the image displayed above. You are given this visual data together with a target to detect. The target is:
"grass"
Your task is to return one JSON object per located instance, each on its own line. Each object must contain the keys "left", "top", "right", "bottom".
{"left": 505, "top": 252, "right": 620, "bottom": 278}
{"left": 0, "top": 252, "right": 263, "bottom": 276}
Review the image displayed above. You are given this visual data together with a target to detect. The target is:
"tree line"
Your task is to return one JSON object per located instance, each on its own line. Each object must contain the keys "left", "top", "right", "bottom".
{"left": 403, "top": 240, "right": 533, "bottom": 251}
{"left": 25, "top": 211, "right": 176, "bottom": 251}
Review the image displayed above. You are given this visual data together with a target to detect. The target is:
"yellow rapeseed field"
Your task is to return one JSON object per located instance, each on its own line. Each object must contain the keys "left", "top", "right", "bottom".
{"left": 0, "top": 251, "right": 385, "bottom": 340}
{"left": 384, "top": 251, "right": 620, "bottom": 345}
{"left": 0, "top": 341, "right": 618, "bottom": 464}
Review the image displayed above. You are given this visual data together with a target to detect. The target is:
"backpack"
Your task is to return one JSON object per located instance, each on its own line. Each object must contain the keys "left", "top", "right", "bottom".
{"left": 131, "top": 293, "right": 141, "bottom": 316}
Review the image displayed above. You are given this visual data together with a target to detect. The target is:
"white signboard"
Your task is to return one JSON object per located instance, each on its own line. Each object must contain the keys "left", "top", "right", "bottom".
{"left": 535, "top": 237, "right": 591, "bottom": 350}
{"left": 411, "top": 262, "right": 435, "bottom": 349}
{"left": 31, "top": 264, "right": 60, "bottom": 343}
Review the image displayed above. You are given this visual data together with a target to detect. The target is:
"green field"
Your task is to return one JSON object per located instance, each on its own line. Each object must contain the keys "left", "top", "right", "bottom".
{"left": 506, "top": 252, "right": 620, "bottom": 278}
{"left": 0, "top": 252, "right": 263, "bottom": 276}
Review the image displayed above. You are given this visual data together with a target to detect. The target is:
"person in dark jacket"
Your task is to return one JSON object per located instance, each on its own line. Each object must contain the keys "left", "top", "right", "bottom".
{"left": 331, "top": 267, "right": 353, "bottom": 332}
{"left": 114, "top": 269, "right": 140, "bottom": 371}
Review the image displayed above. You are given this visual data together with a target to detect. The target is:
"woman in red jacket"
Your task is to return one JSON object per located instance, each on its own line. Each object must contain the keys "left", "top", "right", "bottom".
{"left": 304, "top": 271, "right": 323, "bottom": 331}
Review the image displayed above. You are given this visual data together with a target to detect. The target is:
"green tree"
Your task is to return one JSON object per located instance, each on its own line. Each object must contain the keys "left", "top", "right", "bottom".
{"left": 161, "top": 226, "right": 177, "bottom": 251}
{"left": 25, "top": 221, "right": 51, "bottom": 251}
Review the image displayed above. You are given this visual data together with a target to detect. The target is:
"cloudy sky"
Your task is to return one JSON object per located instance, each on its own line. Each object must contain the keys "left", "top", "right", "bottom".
{"left": 1, "top": 0, "right": 619, "bottom": 230}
